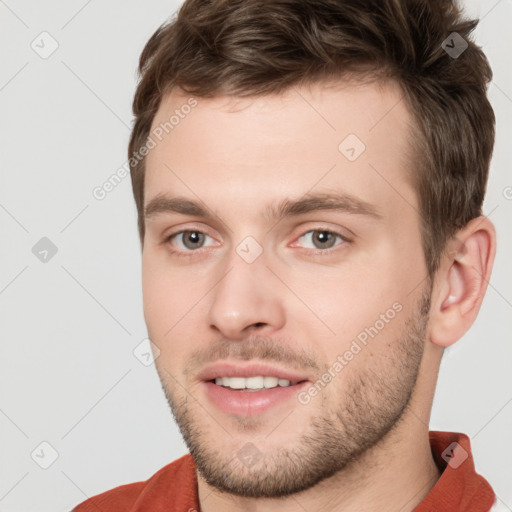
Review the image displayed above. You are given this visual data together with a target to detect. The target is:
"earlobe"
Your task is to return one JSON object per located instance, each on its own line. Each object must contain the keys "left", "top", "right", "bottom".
{"left": 429, "top": 217, "right": 496, "bottom": 348}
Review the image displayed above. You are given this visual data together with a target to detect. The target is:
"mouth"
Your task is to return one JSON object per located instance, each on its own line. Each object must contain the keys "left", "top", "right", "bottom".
{"left": 198, "top": 362, "right": 312, "bottom": 416}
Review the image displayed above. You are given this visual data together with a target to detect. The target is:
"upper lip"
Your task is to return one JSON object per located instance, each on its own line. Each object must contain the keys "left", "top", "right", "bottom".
{"left": 197, "top": 361, "right": 312, "bottom": 383}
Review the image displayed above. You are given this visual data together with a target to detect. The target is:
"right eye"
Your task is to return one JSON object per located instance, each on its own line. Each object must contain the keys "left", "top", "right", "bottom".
{"left": 166, "top": 230, "right": 218, "bottom": 254}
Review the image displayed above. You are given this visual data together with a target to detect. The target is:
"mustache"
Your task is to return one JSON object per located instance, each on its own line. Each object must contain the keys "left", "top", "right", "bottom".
{"left": 183, "top": 336, "right": 323, "bottom": 377}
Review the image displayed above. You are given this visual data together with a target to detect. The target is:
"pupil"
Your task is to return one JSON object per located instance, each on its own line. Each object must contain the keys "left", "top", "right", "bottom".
{"left": 184, "top": 231, "right": 203, "bottom": 249}
{"left": 314, "top": 231, "right": 334, "bottom": 248}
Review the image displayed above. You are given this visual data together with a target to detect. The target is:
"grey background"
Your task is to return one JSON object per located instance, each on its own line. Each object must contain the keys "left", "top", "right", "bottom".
{"left": 0, "top": 1, "right": 511, "bottom": 510}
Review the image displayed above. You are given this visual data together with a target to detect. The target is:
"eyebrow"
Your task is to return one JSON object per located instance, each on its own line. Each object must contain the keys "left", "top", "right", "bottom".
{"left": 144, "top": 192, "right": 382, "bottom": 223}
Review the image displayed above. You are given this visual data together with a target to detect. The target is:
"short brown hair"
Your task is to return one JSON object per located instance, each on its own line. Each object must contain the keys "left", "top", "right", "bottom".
{"left": 129, "top": 0, "right": 495, "bottom": 276}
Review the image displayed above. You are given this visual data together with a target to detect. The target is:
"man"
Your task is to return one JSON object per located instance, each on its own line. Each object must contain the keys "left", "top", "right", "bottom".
{"left": 74, "top": 0, "right": 498, "bottom": 510}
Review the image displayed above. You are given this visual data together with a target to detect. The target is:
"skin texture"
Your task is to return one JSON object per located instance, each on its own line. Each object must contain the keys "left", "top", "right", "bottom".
{"left": 141, "top": 80, "right": 496, "bottom": 511}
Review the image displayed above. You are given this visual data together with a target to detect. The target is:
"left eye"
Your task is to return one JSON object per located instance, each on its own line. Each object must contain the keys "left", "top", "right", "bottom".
{"left": 295, "top": 230, "right": 346, "bottom": 250}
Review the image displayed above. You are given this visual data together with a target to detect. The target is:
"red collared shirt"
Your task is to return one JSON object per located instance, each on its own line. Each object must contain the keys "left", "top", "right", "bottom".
{"left": 72, "top": 431, "right": 496, "bottom": 511}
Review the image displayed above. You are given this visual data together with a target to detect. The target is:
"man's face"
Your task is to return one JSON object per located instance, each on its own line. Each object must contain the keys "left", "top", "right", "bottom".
{"left": 142, "top": 80, "right": 431, "bottom": 497}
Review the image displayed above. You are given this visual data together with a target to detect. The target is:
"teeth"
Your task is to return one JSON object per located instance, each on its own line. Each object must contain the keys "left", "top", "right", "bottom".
{"left": 246, "top": 376, "right": 264, "bottom": 389}
{"left": 224, "top": 377, "right": 245, "bottom": 389}
{"left": 263, "top": 377, "right": 278, "bottom": 388}
{"left": 214, "top": 376, "right": 296, "bottom": 390}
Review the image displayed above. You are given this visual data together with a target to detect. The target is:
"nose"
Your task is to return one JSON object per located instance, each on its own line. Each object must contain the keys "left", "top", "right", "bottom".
{"left": 207, "top": 254, "right": 286, "bottom": 340}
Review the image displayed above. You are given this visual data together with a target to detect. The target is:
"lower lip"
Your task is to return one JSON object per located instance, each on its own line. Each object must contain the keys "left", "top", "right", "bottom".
{"left": 202, "top": 381, "right": 309, "bottom": 417}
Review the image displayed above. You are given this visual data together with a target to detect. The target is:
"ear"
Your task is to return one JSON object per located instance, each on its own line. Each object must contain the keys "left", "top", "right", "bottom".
{"left": 429, "top": 216, "right": 497, "bottom": 348}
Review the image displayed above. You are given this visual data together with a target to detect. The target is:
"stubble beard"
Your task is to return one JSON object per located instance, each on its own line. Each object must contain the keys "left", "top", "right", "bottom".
{"left": 158, "top": 292, "right": 430, "bottom": 498}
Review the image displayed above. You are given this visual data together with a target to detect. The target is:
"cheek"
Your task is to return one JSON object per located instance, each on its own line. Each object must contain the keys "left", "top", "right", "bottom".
{"left": 142, "top": 252, "right": 213, "bottom": 348}
{"left": 292, "top": 266, "right": 391, "bottom": 329}
{"left": 142, "top": 253, "right": 183, "bottom": 339}
{"left": 142, "top": 258, "right": 197, "bottom": 378}
{"left": 295, "top": 256, "right": 414, "bottom": 353}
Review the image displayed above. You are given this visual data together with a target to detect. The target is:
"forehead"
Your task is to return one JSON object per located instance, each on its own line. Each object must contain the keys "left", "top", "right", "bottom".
{"left": 144, "top": 80, "right": 417, "bottom": 221}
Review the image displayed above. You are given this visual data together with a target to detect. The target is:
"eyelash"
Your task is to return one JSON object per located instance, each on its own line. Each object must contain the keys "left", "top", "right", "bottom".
{"left": 163, "top": 228, "right": 351, "bottom": 258}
